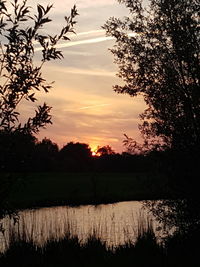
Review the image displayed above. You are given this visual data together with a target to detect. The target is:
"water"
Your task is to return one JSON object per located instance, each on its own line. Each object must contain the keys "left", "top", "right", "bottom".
{"left": 0, "top": 201, "right": 167, "bottom": 253}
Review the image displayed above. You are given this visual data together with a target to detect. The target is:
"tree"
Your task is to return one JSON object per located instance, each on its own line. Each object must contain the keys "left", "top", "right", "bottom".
{"left": 59, "top": 142, "right": 92, "bottom": 171}
{"left": 0, "top": 0, "right": 78, "bottom": 134}
{"left": 0, "top": 0, "right": 78, "bottom": 218}
{"left": 0, "top": 130, "right": 36, "bottom": 171}
{"left": 34, "top": 138, "right": 58, "bottom": 171}
{"left": 96, "top": 145, "right": 115, "bottom": 156}
{"left": 104, "top": 0, "right": 200, "bottom": 231}
{"left": 104, "top": 0, "right": 200, "bottom": 151}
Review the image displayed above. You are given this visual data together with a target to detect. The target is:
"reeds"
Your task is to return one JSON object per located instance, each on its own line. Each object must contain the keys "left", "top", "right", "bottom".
{"left": 0, "top": 217, "right": 165, "bottom": 267}
{"left": 1, "top": 204, "right": 198, "bottom": 267}
{"left": 0, "top": 228, "right": 162, "bottom": 267}
{"left": 1, "top": 219, "right": 199, "bottom": 267}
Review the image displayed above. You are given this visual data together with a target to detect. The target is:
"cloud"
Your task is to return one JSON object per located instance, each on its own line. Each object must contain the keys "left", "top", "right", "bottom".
{"left": 76, "top": 0, "right": 116, "bottom": 9}
{"left": 38, "top": 104, "right": 141, "bottom": 151}
{"left": 68, "top": 29, "right": 105, "bottom": 38}
{"left": 62, "top": 50, "right": 93, "bottom": 56}
{"left": 79, "top": 104, "right": 111, "bottom": 110}
{"left": 31, "top": 0, "right": 116, "bottom": 10}
{"left": 17, "top": 0, "right": 144, "bottom": 152}
{"left": 52, "top": 67, "right": 116, "bottom": 77}
{"left": 35, "top": 92, "right": 145, "bottom": 152}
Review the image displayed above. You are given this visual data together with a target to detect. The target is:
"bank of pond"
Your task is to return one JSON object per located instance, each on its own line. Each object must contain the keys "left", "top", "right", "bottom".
{"left": 3, "top": 172, "right": 170, "bottom": 210}
{"left": 0, "top": 201, "right": 199, "bottom": 267}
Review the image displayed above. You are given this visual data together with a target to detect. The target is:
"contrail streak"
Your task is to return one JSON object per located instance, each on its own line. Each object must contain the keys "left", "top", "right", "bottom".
{"left": 34, "top": 32, "right": 137, "bottom": 51}
{"left": 68, "top": 29, "right": 105, "bottom": 38}
{"left": 35, "top": 36, "right": 114, "bottom": 51}
{"left": 33, "top": 29, "right": 105, "bottom": 45}
{"left": 79, "top": 104, "right": 111, "bottom": 110}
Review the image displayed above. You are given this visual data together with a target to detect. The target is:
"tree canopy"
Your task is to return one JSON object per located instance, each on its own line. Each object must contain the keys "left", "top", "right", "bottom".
{"left": 104, "top": 0, "right": 200, "bottom": 151}
{"left": 0, "top": 0, "right": 78, "bottom": 219}
{"left": 96, "top": 145, "right": 115, "bottom": 156}
{"left": 0, "top": 0, "right": 78, "bottom": 134}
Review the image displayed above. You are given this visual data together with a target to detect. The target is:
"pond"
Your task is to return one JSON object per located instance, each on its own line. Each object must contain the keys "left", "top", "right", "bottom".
{"left": 0, "top": 201, "right": 170, "bottom": 253}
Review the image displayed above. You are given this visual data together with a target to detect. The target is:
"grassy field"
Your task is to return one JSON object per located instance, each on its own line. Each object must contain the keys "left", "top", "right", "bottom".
{"left": 4, "top": 171, "right": 170, "bottom": 209}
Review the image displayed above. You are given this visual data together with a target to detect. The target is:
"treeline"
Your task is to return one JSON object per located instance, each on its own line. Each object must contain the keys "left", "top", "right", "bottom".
{"left": 0, "top": 131, "right": 198, "bottom": 181}
{"left": 0, "top": 131, "right": 173, "bottom": 173}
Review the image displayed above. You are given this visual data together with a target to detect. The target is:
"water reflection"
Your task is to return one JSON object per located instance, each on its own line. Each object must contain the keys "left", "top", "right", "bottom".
{"left": 1, "top": 201, "right": 166, "bottom": 253}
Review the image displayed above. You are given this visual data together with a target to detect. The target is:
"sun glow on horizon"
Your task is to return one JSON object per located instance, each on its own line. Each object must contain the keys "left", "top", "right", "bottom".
{"left": 90, "top": 146, "right": 101, "bottom": 157}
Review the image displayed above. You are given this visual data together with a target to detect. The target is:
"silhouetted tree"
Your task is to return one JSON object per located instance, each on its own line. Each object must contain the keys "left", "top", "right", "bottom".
{"left": 96, "top": 145, "right": 115, "bottom": 156}
{"left": 34, "top": 138, "right": 59, "bottom": 171}
{"left": 0, "top": 0, "right": 78, "bottom": 218}
{"left": 0, "top": 0, "right": 78, "bottom": 134}
{"left": 0, "top": 130, "right": 36, "bottom": 171}
{"left": 104, "top": 0, "right": 200, "bottom": 231}
{"left": 104, "top": 0, "right": 200, "bottom": 151}
{"left": 59, "top": 142, "right": 92, "bottom": 171}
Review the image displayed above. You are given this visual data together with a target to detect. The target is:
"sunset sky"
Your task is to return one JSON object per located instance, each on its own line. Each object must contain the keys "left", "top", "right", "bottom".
{"left": 26, "top": 0, "right": 146, "bottom": 152}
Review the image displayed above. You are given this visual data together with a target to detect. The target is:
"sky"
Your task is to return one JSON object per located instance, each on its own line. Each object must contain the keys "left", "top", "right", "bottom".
{"left": 24, "top": 0, "right": 146, "bottom": 152}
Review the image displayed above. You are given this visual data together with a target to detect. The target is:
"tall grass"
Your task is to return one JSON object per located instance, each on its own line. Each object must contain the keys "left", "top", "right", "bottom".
{"left": 1, "top": 210, "right": 199, "bottom": 267}
{"left": 1, "top": 202, "right": 165, "bottom": 253}
{"left": 0, "top": 220, "right": 165, "bottom": 267}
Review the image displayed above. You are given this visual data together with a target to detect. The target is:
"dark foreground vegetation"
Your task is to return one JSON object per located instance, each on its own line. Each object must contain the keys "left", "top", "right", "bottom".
{"left": 1, "top": 224, "right": 199, "bottom": 267}
{"left": 1, "top": 133, "right": 199, "bottom": 213}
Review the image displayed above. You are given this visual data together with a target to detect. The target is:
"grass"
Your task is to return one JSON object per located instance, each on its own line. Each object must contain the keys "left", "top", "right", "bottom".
{"left": 0, "top": 237, "right": 164, "bottom": 267}
{"left": 1, "top": 217, "right": 198, "bottom": 267}
{"left": 1, "top": 201, "right": 199, "bottom": 267}
{"left": 3, "top": 171, "right": 170, "bottom": 209}
{"left": 0, "top": 217, "right": 165, "bottom": 267}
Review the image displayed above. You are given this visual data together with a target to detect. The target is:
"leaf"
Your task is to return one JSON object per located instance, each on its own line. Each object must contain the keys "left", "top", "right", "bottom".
{"left": 40, "top": 17, "right": 52, "bottom": 25}
{"left": 45, "top": 4, "right": 53, "bottom": 14}
{"left": 37, "top": 4, "right": 43, "bottom": 19}
{"left": 63, "top": 36, "right": 70, "bottom": 41}
{"left": 28, "top": 93, "right": 37, "bottom": 102}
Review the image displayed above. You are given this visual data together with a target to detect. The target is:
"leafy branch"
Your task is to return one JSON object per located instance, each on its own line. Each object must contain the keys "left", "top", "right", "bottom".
{"left": 0, "top": 0, "right": 78, "bottom": 134}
